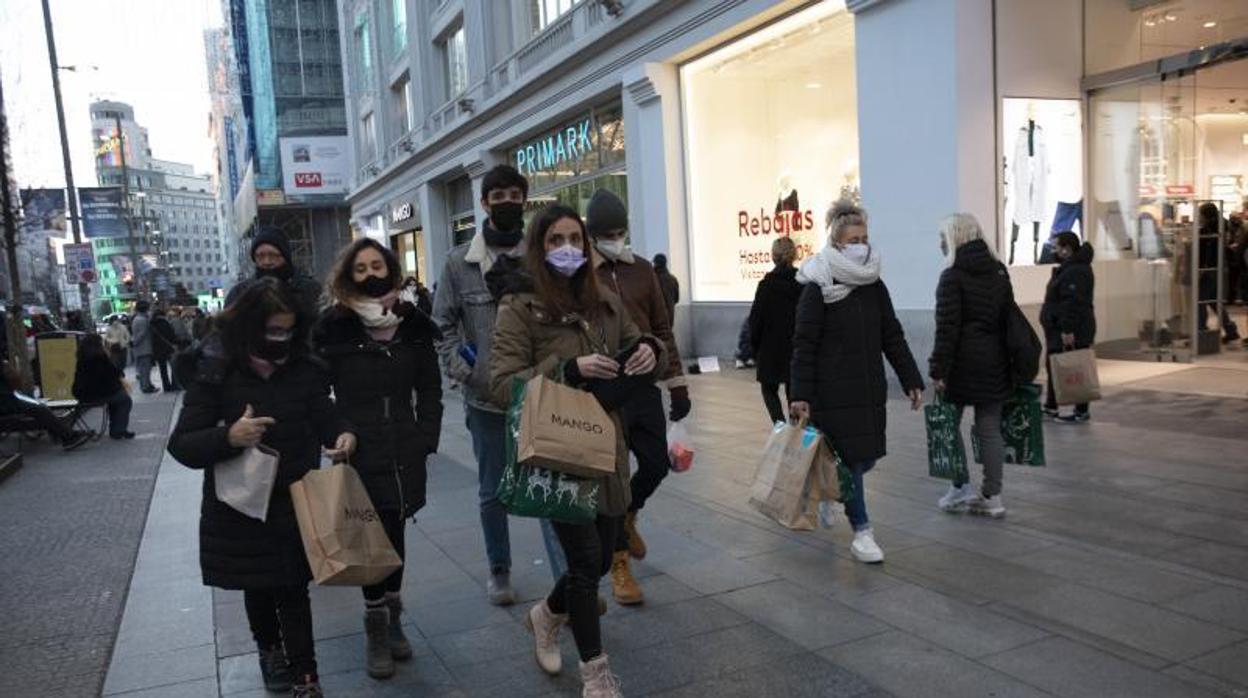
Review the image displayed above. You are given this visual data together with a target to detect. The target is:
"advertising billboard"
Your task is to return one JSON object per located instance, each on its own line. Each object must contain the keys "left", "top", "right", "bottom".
{"left": 20, "top": 189, "right": 66, "bottom": 237}
{"left": 79, "top": 187, "right": 128, "bottom": 238}
{"left": 279, "top": 136, "right": 349, "bottom": 196}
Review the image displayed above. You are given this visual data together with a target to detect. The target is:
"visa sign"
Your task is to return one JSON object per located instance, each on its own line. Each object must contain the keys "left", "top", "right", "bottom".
{"left": 294, "top": 172, "right": 324, "bottom": 188}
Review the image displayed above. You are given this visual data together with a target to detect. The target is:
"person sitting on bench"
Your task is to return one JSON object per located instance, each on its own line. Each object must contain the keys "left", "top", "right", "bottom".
{"left": 0, "top": 365, "right": 91, "bottom": 451}
{"left": 74, "top": 334, "right": 135, "bottom": 440}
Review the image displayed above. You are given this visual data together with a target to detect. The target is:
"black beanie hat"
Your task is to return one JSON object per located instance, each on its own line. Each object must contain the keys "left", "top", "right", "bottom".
{"left": 585, "top": 189, "right": 628, "bottom": 238}
{"left": 250, "top": 227, "right": 292, "bottom": 265}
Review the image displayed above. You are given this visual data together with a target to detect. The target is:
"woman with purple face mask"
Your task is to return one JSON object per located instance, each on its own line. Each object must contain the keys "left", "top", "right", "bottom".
{"left": 487, "top": 205, "right": 664, "bottom": 697}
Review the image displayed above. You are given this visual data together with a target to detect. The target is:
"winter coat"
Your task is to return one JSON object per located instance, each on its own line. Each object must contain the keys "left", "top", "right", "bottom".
{"left": 151, "top": 316, "right": 181, "bottom": 361}
{"left": 130, "top": 312, "right": 153, "bottom": 357}
{"left": 1040, "top": 243, "right": 1096, "bottom": 349}
{"left": 166, "top": 338, "right": 351, "bottom": 590}
{"left": 592, "top": 250, "right": 684, "bottom": 384}
{"left": 748, "top": 265, "right": 803, "bottom": 386}
{"left": 790, "top": 280, "right": 923, "bottom": 465}
{"left": 929, "top": 240, "right": 1014, "bottom": 405}
{"left": 224, "top": 272, "right": 324, "bottom": 325}
{"left": 313, "top": 304, "right": 443, "bottom": 517}
{"left": 431, "top": 230, "right": 525, "bottom": 412}
{"left": 654, "top": 267, "right": 680, "bottom": 324}
{"left": 488, "top": 289, "right": 665, "bottom": 517}
{"left": 104, "top": 323, "right": 130, "bottom": 350}
{"left": 73, "top": 354, "right": 124, "bottom": 403}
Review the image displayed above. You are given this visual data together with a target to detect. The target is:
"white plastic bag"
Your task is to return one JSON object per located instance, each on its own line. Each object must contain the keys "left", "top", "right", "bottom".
{"left": 667, "top": 422, "right": 694, "bottom": 473}
{"left": 214, "top": 445, "right": 280, "bottom": 521}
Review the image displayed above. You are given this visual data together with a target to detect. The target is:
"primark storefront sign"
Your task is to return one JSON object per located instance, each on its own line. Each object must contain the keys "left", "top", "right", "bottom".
{"left": 513, "top": 117, "right": 594, "bottom": 178}
{"left": 508, "top": 104, "right": 625, "bottom": 196}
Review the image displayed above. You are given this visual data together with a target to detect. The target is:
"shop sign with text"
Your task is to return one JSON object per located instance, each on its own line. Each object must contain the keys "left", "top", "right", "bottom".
{"left": 513, "top": 116, "right": 594, "bottom": 178}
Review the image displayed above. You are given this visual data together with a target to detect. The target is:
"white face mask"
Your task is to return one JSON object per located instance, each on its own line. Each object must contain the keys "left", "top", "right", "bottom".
{"left": 841, "top": 243, "right": 871, "bottom": 266}
{"left": 595, "top": 237, "right": 628, "bottom": 261}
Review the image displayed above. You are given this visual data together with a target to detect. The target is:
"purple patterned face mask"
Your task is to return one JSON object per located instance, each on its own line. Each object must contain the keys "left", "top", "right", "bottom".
{"left": 546, "top": 244, "right": 587, "bottom": 277}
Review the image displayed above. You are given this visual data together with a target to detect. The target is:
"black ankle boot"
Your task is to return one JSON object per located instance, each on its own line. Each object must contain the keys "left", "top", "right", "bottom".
{"left": 257, "top": 644, "right": 292, "bottom": 692}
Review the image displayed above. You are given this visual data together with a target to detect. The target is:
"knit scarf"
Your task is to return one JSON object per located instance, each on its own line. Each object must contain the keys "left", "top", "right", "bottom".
{"left": 347, "top": 290, "right": 403, "bottom": 341}
{"left": 796, "top": 244, "right": 882, "bottom": 304}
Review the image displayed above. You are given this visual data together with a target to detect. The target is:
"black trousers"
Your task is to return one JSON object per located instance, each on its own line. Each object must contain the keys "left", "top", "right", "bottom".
{"left": 547, "top": 515, "right": 620, "bottom": 662}
{"left": 362, "top": 508, "right": 405, "bottom": 602}
{"left": 760, "top": 382, "right": 789, "bottom": 425}
{"left": 1045, "top": 345, "right": 1089, "bottom": 414}
{"left": 244, "top": 585, "right": 316, "bottom": 677}
{"left": 0, "top": 395, "right": 74, "bottom": 442}
{"left": 614, "top": 385, "right": 669, "bottom": 552}
{"left": 156, "top": 358, "right": 178, "bottom": 391}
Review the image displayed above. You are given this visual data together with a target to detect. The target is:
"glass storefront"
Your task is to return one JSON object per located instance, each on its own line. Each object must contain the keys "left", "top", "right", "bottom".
{"left": 1086, "top": 0, "right": 1248, "bottom": 76}
{"left": 681, "top": 2, "right": 858, "bottom": 302}
{"left": 390, "top": 229, "right": 428, "bottom": 283}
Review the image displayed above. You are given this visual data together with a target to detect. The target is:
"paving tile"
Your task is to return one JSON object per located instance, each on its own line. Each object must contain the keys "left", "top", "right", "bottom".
{"left": 885, "top": 544, "right": 1062, "bottom": 604}
{"left": 107, "top": 676, "right": 218, "bottom": 698}
{"left": 743, "top": 543, "right": 906, "bottom": 600}
{"left": 1165, "top": 586, "right": 1248, "bottom": 633}
{"left": 1186, "top": 641, "right": 1248, "bottom": 689}
{"left": 103, "top": 643, "right": 216, "bottom": 695}
{"left": 846, "top": 583, "right": 1048, "bottom": 658}
{"left": 984, "top": 636, "right": 1217, "bottom": 697}
{"left": 650, "top": 651, "right": 887, "bottom": 697}
{"left": 716, "top": 579, "right": 889, "bottom": 650}
{"left": 446, "top": 649, "right": 584, "bottom": 697}
{"left": 409, "top": 593, "right": 517, "bottom": 637}
{"left": 1011, "top": 545, "right": 1217, "bottom": 604}
{"left": 427, "top": 618, "right": 533, "bottom": 668}
{"left": 885, "top": 512, "right": 1058, "bottom": 559}
{"left": 1162, "top": 664, "right": 1248, "bottom": 698}
{"left": 600, "top": 596, "right": 750, "bottom": 651}
{"left": 1158, "top": 542, "right": 1248, "bottom": 585}
{"left": 1001, "top": 582, "right": 1243, "bottom": 663}
{"left": 819, "top": 630, "right": 1050, "bottom": 698}
{"left": 654, "top": 552, "right": 779, "bottom": 595}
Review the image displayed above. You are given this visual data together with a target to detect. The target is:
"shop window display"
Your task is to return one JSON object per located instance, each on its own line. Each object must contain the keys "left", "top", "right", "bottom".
{"left": 1000, "top": 98, "right": 1083, "bottom": 266}
{"left": 681, "top": 2, "right": 858, "bottom": 302}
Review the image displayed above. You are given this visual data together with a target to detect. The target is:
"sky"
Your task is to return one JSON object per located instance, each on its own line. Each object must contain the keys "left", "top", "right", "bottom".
{"left": 1, "top": 0, "right": 223, "bottom": 192}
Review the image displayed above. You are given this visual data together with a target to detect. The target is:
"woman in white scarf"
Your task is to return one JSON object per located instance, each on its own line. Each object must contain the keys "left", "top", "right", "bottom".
{"left": 789, "top": 200, "right": 925, "bottom": 564}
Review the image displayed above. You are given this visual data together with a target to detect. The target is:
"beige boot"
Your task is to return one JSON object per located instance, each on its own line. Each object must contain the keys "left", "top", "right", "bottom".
{"left": 522, "top": 600, "right": 567, "bottom": 675}
{"left": 623, "top": 512, "right": 646, "bottom": 560}
{"left": 383, "top": 593, "right": 413, "bottom": 660}
{"left": 364, "top": 606, "right": 395, "bottom": 679}
{"left": 610, "top": 551, "right": 644, "bottom": 606}
{"left": 579, "top": 654, "right": 624, "bottom": 697}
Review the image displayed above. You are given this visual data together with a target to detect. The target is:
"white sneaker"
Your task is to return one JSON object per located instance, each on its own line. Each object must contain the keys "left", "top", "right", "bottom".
{"left": 850, "top": 528, "right": 884, "bottom": 564}
{"left": 522, "top": 600, "right": 566, "bottom": 675}
{"left": 970, "top": 494, "right": 1007, "bottom": 518}
{"left": 938, "top": 484, "right": 978, "bottom": 513}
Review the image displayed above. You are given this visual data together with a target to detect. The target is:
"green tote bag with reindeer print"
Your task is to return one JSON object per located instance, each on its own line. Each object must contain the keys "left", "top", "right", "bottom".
{"left": 497, "top": 376, "right": 600, "bottom": 525}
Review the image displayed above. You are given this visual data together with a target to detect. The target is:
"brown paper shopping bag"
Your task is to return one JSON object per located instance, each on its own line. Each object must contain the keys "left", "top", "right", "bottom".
{"left": 516, "top": 374, "right": 617, "bottom": 479}
{"left": 1050, "top": 348, "right": 1103, "bottom": 405}
{"left": 748, "top": 421, "right": 838, "bottom": 530}
{"left": 290, "top": 463, "right": 402, "bottom": 586}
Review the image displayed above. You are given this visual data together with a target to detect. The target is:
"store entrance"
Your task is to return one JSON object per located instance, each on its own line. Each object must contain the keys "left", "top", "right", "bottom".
{"left": 1089, "top": 56, "right": 1248, "bottom": 365}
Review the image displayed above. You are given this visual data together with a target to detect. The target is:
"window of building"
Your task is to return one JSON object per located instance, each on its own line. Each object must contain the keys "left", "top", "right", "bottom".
{"left": 354, "top": 12, "right": 373, "bottom": 89}
{"left": 531, "top": 0, "right": 578, "bottom": 33}
{"left": 392, "top": 74, "right": 414, "bottom": 138}
{"left": 391, "top": 0, "right": 407, "bottom": 53}
{"left": 440, "top": 24, "right": 468, "bottom": 102}
{"left": 361, "top": 111, "right": 378, "bottom": 162}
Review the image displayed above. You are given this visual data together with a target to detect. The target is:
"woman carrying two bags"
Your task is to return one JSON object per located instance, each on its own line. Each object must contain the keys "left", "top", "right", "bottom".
{"left": 167, "top": 278, "right": 356, "bottom": 698}
{"left": 488, "top": 205, "right": 662, "bottom": 698}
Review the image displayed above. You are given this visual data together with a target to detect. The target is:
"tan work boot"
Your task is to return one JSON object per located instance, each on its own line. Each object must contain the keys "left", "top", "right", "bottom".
{"left": 384, "top": 593, "right": 413, "bottom": 660}
{"left": 522, "top": 599, "right": 567, "bottom": 675}
{"left": 579, "top": 654, "right": 624, "bottom": 697}
{"left": 623, "top": 512, "right": 646, "bottom": 560}
{"left": 363, "top": 606, "right": 395, "bottom": 679}
{"left": 610, "top": 551, "right": 644, "bottom": 605}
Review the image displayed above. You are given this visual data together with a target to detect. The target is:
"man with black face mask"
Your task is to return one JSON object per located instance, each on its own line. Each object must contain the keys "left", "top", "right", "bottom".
{"left": 432, "top": 164, "right": 530, "bottom": 606}
{"left": 225, "top": 227, "right": 323, "bottom": 323}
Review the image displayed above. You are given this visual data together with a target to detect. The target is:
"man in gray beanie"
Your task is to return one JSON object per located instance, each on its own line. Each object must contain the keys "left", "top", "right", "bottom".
{"left": 582, "top": 188, "right": 690, "bottom": 606}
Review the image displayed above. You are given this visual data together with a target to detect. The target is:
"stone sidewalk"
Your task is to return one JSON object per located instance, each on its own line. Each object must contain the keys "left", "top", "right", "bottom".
{"left": 103, "top": 370, "right": 1248, "bottom": 697}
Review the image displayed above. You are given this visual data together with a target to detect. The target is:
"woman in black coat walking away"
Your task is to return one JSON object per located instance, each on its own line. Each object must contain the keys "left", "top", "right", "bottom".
{"left": 790, "top": 201, "right": 925, "bottom": 564}
{"left": 167, "top": 278, "right": 356, "bottom": 698}
{"left": 1040, "top": 231, "right": 1096, "bottom": 422}
{"left": 748, "top": 236, "right": 803, "bottom": 425}
{"left": 929, "top": 214, "right": 1014, "bottom": 519}
{"left": 313, "top": 239, "right": 443, "bottom": 681}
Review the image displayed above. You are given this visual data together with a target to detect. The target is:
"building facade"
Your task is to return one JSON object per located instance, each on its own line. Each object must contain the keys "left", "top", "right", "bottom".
{"left": 338, "top": 0, "right": 1248, "bottom": 367}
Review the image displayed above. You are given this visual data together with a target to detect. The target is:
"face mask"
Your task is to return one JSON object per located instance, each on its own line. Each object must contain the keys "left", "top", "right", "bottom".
{"left": 256, "top": 264, "right": 293, "bottom": 282}
{"left": 595, "top": 238, "right": 628, "bottom": 261}
{"left": 357, "top": 274, "right": 393, "bottom": 298}
{"left": 255, "top": 330, "right": 292, "bottom": 361}
{"left": 841, "top": 243, "right": 871, "bottom": 266}
{"left": 488, "top": 202, "right": 525, "bottom": 234}
{"left": 546, "top": 244, "right": 587, "bottom": 277}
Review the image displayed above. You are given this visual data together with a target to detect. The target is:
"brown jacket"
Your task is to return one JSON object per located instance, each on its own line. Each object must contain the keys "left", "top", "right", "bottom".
{"left": 592, "top": 250, "right": 684, "bottom": 385}
{"left": 488, "top": 289, "right": 665, "bottom": 517}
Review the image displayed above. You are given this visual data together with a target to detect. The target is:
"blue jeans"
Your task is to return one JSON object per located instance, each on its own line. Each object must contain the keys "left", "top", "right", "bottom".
{"left": 842, "top": 460, "right": 875, "bottom": 532}
{"left": 104, "top": 389, "right": 133, "bottom": 437}
{"left": 466, "top": 405, "right": 511, "bottom": 574}
{"left": 133, "top": 354, "right": 154, "bottom": 391}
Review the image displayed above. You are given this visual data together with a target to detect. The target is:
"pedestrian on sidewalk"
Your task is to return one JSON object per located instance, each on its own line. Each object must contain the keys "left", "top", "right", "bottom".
{"left": 313, "top": 239, "right": 443, "bottom": 681}
{"left": 104, "top": 317, "right": 130, "bottom": 370}
{"left": 225, "top": 227, "right": 324, "bottom": 325}
{"left": 930, "top": 213, "right": 1014, "bottom": 519}
{"left": 167, "top": 278, "right": 356, "bottom": 698}
{"left": 150, "top": 307, "right": 183, "bottom": 392}
{"left": 790, "top": 200, "right": 925, "bottom": 564}
{"left": 583, "top": 188, "right": 690, "bottom": 607}
{"left": 1040, "top": 231, "right": 1096, "bottom": 423}
{"left": 72, "top": 334, "right": 134, "bottom": 439}
{"left": 129, "top": 301, "right": 156, "bottom": 394}
{"left": 489, "top": 204, "right": 662, "bottom": 697}
{"left": 431, "top": 165, "right": 530, "bottom": 606}
{"left": 652, "top": 253, "right": 679, "bottom": 324}
{"left": 748, "top": 236, "right": 803, "bottom": 426}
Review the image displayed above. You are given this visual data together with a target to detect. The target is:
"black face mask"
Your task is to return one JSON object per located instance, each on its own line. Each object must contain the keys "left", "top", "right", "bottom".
{"left": 255, "top": 339, "right": 291, "bottom": 361}
{"left": 486, "top": 202, "right": 525, "bottom": 238}
{"left": 357, "top": 275, "right": 393, "bottom": 298}
{"left": 256, "top": 265, "right": 293, "bottom": 282}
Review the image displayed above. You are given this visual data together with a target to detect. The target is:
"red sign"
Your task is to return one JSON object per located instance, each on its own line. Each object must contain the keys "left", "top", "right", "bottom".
{"left": 1165, "top": 184, "right": 1195, "bottom": 195}
{"left": 294, "top": 172, "right": 323, "bottom": 188}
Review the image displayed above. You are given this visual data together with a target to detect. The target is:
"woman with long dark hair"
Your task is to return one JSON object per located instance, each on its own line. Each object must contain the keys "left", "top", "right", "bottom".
{"left": 488, "top": 205, "right": 662, "bottom": 697}
{"left": 313, "top": 238, "right": 443, "bottom": 681}
{"left": 73, "top": 333, "right": 134, "bottom": 439}
{"left": 167, "top": 278, "right": 355, "bottom": 698}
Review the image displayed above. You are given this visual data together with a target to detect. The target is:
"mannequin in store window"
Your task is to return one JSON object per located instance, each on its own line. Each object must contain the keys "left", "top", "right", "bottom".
{"left": 1010, "top": 102, "right": 1047, "bottom": 265}
{"left": 775, "top": 173, "right": 800, "bottom": 215}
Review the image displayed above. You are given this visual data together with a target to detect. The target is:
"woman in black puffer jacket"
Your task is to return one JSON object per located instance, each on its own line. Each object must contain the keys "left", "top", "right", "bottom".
{"left": 929, "top": 213, "right": 1014, "bottom": 519}
{"left": 167, "top": 278, "right": 355, "bottom": 698}
{"left": 1040, "top": 231, "right": 1096, "bottom": 421}
{"left": 313, "top": 238, "right": 443, "bottom": 681}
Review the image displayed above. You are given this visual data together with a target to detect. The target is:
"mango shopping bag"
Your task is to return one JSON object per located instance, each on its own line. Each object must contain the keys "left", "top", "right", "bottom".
{"left": 498, "top": 377, "right": 599, "bottom": 525}
{"left": 290, "top": 463, "right": 402, "bottom": 586}
{"left": 515, "top": 374, "right": 617, "bottom": 479}
{"left": 925, "top": 396, "right": 969, "bottom": 481}
{"left": 748, "top": 420, "right": 840, "bottom": 530}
